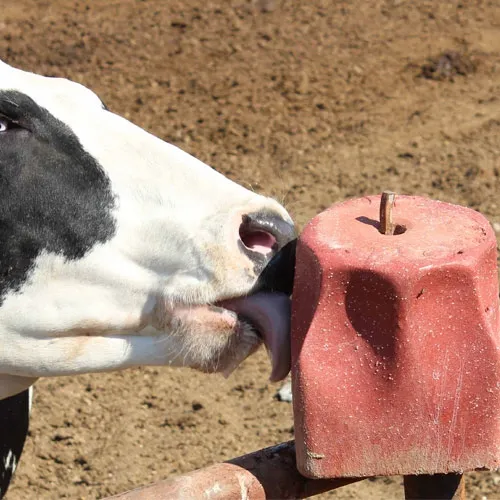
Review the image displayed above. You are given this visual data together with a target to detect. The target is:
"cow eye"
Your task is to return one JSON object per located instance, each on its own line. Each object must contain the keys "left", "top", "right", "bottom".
{"left": 0, "top": 116, "right": 22, "bottom": 133}
{"left": 0, "top": 117, "right": 8, "bottom": 132}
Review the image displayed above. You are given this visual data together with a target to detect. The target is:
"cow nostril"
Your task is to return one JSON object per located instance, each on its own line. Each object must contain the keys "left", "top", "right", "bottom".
{"left": 239, "top": 226, "right": 277, "bottom": 255}
{"left": 239, "top": 212, "right": 295, "bottom": 261}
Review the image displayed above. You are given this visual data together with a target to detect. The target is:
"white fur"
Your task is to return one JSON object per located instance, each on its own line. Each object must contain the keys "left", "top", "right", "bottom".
{"left": 0, "top": 61, "right": 293, "bottom": 399}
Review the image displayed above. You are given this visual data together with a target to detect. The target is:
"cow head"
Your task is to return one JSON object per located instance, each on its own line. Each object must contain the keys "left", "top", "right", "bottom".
{"left": 0, "top": 61, "right": 295, "bottom": 399}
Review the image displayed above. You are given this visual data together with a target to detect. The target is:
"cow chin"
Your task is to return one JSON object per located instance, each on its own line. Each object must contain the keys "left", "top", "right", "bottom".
{"left": 152, "top": 303, "right": 262, "bottom": 376}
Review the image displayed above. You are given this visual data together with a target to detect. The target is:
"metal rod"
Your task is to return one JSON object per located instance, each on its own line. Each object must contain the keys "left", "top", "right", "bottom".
{"left": 379, "top": 190, "right": 396, "bottom": 235}
{"left": 105, "top": 441, "right": 362, "bottom": 500}
{"left": 403, "top": 473, "right": 466, "bottom": 500}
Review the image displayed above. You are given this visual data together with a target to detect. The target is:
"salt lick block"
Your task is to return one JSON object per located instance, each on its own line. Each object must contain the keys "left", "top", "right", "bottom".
{"left": 291, "top": 195, "right": 500, "bottom": 478}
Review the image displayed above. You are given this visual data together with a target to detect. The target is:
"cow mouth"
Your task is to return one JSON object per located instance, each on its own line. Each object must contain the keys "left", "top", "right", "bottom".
{"left": 216, "top": 291, "right": 291, "bottom": 382}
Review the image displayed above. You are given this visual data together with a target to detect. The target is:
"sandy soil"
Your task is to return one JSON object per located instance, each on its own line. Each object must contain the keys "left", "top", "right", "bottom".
{"left": 1, "top": 0, "right": 500, "bottom": 498}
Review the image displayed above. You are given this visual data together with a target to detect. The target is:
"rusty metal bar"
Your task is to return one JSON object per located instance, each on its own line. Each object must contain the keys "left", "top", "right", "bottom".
{"left": 379, "top": 190, "right": 396, "bottom": 235}
{"left": 403, "top": 473, "right": 465, "bottom": 500}
{"left": 105, "top": 441, "right": 363, "bottom": 499}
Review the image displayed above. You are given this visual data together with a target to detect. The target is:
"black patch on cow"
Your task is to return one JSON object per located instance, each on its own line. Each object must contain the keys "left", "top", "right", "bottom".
{"left": 0, "top": 91, "right": 116, "bottom": 304}
{"left": 0, "top": 389, "right": 30, "bottom": 498}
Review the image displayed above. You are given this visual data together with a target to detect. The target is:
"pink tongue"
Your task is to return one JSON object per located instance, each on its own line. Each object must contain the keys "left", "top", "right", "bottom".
{"left": 220, "top": 292, "right": 291, "bottom": 382}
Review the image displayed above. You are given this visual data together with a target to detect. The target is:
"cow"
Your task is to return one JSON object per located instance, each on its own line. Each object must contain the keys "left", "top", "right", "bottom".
{"left": 0, "top": 60, "right": 296, "bottom": 496}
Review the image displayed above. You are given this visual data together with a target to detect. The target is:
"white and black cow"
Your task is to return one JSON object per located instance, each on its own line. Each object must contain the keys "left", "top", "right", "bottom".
{"left": 0, "top": 60, "right": 295, "bottom": 496}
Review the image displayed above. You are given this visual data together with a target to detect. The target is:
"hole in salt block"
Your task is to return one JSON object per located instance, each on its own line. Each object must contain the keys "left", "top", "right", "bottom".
{"left": 356, "top": 217, "right": 407, "bottom": 235}
{"left": 393, "top": 224, "right": 407, "bottom": 235}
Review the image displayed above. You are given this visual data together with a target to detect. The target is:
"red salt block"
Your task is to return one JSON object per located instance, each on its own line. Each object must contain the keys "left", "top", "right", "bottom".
{"left": 291, "top": 195, "right": 500, "bottom": 478}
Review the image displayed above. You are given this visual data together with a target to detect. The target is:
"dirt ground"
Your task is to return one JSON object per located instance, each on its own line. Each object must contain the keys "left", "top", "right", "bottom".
{"left": 1, "top": 0, "right": 500, "bottom": 498}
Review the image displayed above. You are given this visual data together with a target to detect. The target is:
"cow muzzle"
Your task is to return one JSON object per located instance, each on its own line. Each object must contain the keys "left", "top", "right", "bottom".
{"left": 238, "top": 211, "right": 296, "bottom": 277}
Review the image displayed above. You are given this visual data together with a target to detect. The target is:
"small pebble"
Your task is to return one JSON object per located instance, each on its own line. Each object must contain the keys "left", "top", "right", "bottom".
{"left": 276, "top": 380, "right": 293, "bottom": 403}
